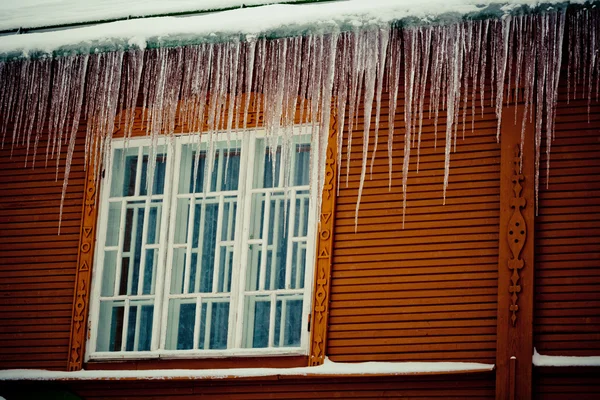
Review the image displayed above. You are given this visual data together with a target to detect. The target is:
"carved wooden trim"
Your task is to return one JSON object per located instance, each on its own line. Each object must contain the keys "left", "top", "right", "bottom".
{"left": 508, "top": 145, "right": 527, "bottom": 326}
{"left": 67, "top": 163, "right": 100, "bottom": 371}
{"left": 496, "top": 105, "right": 535, "bottom": 400}
{"left": 308, "top": 112, "right": 338, "bottom": 367}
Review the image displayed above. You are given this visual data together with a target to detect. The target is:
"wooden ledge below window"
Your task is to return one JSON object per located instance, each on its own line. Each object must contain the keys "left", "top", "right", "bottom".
{"left": 0, "top": 360, "right": 495, "bottom": 382}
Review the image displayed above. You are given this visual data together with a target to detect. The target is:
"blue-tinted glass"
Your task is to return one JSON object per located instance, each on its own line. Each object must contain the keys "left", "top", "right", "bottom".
{"left": 109, "top": 305, "right": 124, "bottom": 351}
{"left": 209, "top": 303, "right": 229, "bottom": 349}
{"left": 125, "top": 306, "right": 138, "bottom": 351}
{"left": 252, "top": 301, "right": 270, "bottom": 348}
{"left": 190, "top": 151, "right": 206, "bottom": 193}
{"left": 123, "top": 155, "right": 137, "bottom": 196}
{"left": 294, "top": 144, "right": 310, "bottom": 186}
{"left": 285, "top": 300, "right": 302, "bottom": 346}
{"left": 200, "top": 204, "right": 218, "bottom": 292}
{"left": 177, "top": 303, "right": 195, "bottom": 350}
{"left": 138, "top": 305, "right": 153, "bottom": 351}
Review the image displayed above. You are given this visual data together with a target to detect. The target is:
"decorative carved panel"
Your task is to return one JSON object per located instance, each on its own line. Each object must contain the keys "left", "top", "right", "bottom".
{"left": 67, "top": 164, "right": 99, "bottom": 371}
{"left": 309, "top": 112, "right": 338, "bottom": 366}
{"left": 508, "top": 145, "right": 527, "bottom": 326}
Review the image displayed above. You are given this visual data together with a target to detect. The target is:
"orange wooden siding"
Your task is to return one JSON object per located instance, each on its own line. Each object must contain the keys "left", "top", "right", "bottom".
{"left": 533, "top": 88, "right": 600, "bottom": 357}
{"left": 0, "top": 128, "right": 85, "bottom": 370}
{"left": 55, "top": 373, "right": 494, "bottom": 399}
{"left": 329, "top": 91, "right": 500, "bottom": 363}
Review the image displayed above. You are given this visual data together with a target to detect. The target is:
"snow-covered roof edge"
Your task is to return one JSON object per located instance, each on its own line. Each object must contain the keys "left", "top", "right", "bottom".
{"left": 0, "top": 1, "right": 594, "bottom": 61}
{"left": 0, "top": 1, "right": 314, "bottom": 33}
{"left": 0, "top": 359, "right": 495, "bottom": 381}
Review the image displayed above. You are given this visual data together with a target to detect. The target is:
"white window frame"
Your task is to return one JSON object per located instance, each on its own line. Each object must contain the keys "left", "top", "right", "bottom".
{"left": 86, "top": 128, "right": 318, "bottom": 361}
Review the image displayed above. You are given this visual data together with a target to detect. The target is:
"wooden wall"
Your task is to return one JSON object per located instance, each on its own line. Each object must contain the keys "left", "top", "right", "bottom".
{"left": 533, "top": 90, "right": 600, "bottom": 357}
{"left": 329, "top": 91, "right": 500, "bottom": 364}
{"left": 0, "top": 373, "right": 496, "bottom": 399}
{"left": 0, "top": 127, "right": 85, "bottom": 370}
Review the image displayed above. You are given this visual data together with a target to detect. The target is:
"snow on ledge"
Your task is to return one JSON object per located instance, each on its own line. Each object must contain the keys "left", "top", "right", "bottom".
{"left": 0, "top": 359, "right": 494, "bottom": 381}
{"left": 0, "top": 0, "right": 590, "bottom": 58}
{"left": 533, "top": 348, "right": 600, "bottom": 367}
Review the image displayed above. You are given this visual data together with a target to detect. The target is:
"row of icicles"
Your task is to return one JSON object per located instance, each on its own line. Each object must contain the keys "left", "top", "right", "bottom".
{"left": 0, "top": 7, "right": 599, "bottom": 231}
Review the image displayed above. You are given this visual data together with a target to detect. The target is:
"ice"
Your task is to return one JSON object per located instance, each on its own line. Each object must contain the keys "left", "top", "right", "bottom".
{"left": 0, "top": 6, "right": 597, "bottom": 230}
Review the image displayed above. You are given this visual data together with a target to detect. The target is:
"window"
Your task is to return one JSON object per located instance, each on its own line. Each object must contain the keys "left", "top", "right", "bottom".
{"left": 87, "top": 129, "right": 317, "bottom": 359}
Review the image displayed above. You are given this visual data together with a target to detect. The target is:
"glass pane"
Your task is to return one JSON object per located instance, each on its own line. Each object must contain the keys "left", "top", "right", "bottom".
{"left": 170, "top": 248, "right": 186, "bottom": 295}
{"left": 249, "top": 193, "right": 266, "bottom": 240}
{"left": 253, "top": 140, "right": 282, "bottom": 189}
{"left": 199, "top": 301, "right": 229, "bottom": 350}
{"left": 140, "top": 147, "right": 167, "bottom": 196}
{"left": 179, "top": 146, "right": 206, "bottom": 194}
{"left": 291, "top": 241, "right": 306, "bottom": 290}
{"left": 293, "top": 142, "right": 311, "bottom": 186}
{"left": 293, "top": 191, "right": 310, "bottom": 238}
{"left": 173, "top": 197, "right": 190, "bottom": 244}
{"left": 244, "top": 296, "right": 270, "bottom": 348}
{"left": 166, "top": 299, "right": 196, "bottom": 350}
{"left": 221, "top": 200, "right": 237, "bottom": 242}
{"left": 217, "top": 246, "right": 233, "bottom": 293}
{"left": 274, "top": 297, "right": 302, "bottom": 348}
{"left": 142, "top": 249, "right": 157, "bottom": 295}
{"left": 97, "top": 300, "right": 124, "bottom": 352}
{"left": 246, "top": 244, "right": 262, "bottom": 291}
{"left": 105, "top": 202, "right": 121, "bottom": 246}
{"left": 110, "top": 148, "right": 138, "bottom": 197}
{"left": 146, "top": 204, "right": 161, "bottom": 245}
{"left": 101, "top": 251, "right": 117, "bottom": 297}
{"left": 267, "top": 196, "right": 288, "bottom": 290}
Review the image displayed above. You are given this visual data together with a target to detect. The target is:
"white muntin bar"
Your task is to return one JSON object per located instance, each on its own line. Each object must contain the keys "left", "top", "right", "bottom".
{"left": 258, "top": 191, "right": 271, "bottom": 291}
{"left": 193, "top": 296, "right": 202, "bottom": 350}
{"left": 182, "top": 196, "right": 195, "bottom": 295}
{"left": 284, "top": 190, "right": 297, "bottom": 290}
{"left": 134, "top": 147, "right": 144, "bottom": 198}
{"left": 133, "top": 301, "right": 142, "bottom": 351}
{"left": 126, "top": 205, "right": 140, "bottom": 295}
{"left": 279, "top": 297, "right": 287, "bottom": 346}
{"left": 137, "top": 197, "right": 151, "bottom": 296}
{"left": 120, "top": 298, "right": 131, "bottom": 352}
{"left": 268, "top": 292, "right": 276, "bottom": 347}
{"left": 204, "top": 301, "right": 213, "bottom": 349}
{"left": 212, "top": 195, "right": 225, "bottom": 293}
{"left": 269, "top": 194, "right": 282, "bottom": 289}
{"left": 192, "top": 200, "right": 207, "bottom": 293}
{"left": 112, "top": 199, "right": 128, "bottom": 297}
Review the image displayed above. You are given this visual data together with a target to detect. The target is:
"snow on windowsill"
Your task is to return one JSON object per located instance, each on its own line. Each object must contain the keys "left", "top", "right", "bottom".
{"left": 0, "top": 358, "right": 494, "bottom": 381}
{"left": 533, "top": 348, "right": 600, "bottom": 367}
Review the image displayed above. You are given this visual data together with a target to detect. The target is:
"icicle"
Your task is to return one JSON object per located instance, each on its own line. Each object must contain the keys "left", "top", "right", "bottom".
{"left": 387, "top": 28, "right": 402, "bottom": 189}
{"left": 370, "top": 28, "right": 389, "bottom": 177}
{"left": 355, "top": 30, "right": 378, "bottom": 231}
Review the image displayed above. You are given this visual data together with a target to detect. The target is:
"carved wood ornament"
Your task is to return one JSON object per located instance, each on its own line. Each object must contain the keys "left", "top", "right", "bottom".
{"left": 309, "top": 112, "right": 338, "bottom": 366}
{"left": 507, "top": 145, "right": 526, "bottom": 326}
{"left": 68, "top": 164, "right": 100, "bottom": 371}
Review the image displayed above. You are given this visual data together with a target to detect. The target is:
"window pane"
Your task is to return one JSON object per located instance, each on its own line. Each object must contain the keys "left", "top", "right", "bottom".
{"left": 140, "top": 147, "right": 167, "bottom": 196}
{"left": 105, "top": 202, "right": 121, "bottom": 247}
{"left": 244, "top": 296, "right": 271, "bottom": 348}
{"left": 97, "top": 300, "right": 124, "bottom": 352}
{"left": 274, "top": 297, "right": 302, "bottom": 348}
{"left": 170, "top": 248, "right": 187, "bottom": 295}
{"left": 110, "top": 148, "right": 138, "bottom": 197}
{"left": 166, "top": 299, "right": 196, "bottom": 350}
{"left": 101, "top": 251, "right": 117, "bottom": 297}
{"left": 199, "top": 301, "right": 229, "bottom": 350}
{"left": 293, "top": 142, "right": 311, "bottom": 186}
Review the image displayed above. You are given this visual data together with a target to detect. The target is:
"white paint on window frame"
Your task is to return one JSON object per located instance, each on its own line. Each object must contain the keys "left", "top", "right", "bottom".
{"left": 86, "top": 126, "right": 319, "bottom": 362}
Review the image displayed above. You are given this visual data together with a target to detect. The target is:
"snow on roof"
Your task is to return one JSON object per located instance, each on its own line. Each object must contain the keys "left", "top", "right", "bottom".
{"left": 0, "top": 0, "right": 304, "bottom": 32}
{"left": 0, "top": 359, "right": 495, "bottom": 381}
{"left": 0, "top": 0, "right": 589, "bottom": 58}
